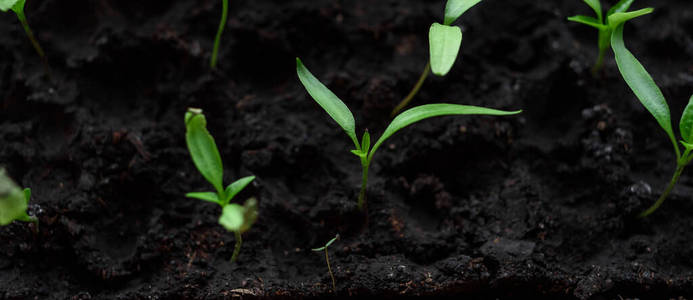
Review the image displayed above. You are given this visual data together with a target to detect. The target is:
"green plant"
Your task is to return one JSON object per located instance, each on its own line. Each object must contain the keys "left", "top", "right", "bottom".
{"left": 0, "top": 0, "right": 50, "bottom": 76}
{"left": 391, "top": 0, "right": 482, "bottom": 116}
{"left": 567, "top": 0, "right": 644, "bottom": 74}
{"left": 210, "top": 0, "right": 229, "bottom": 68}
{"left": 0, "top": 168, "right": 38, "bottom": 228}
{"left": 608, "top": 8, "right": 693, "bottom": 217}
{"left": 312, "top": 234, "right": 339, "bottom": 295}
{"left": 296, "top": 58, "right": 521, "bottom": 210}
{"left": 185, "top": 108, "right": 257, "bottom": 261}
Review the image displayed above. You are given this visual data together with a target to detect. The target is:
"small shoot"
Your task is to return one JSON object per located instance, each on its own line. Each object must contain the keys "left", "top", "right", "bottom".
{"left": 185, "top": 108, "right": 257, "bottom": 262}
{"left": 312, "top": 234, "right": 339, "bottom": 295}
{"left": 210, "top": 0, "right": 229, "bottom": 69}
{"left": 297, "top": 58, "right": 521, "bottom": 210}
{"left": 0, "top": 168, "right": 38, "bottom": 228}
{"left": 0, "top": 0, "right": 51, "bottom": 77}
{"left": 567, "top": 0, "right": 649, "bottom": 75}
{"left": 608, "top": 9, "right": 693, "bottom": 217}
{"left": 391, "top": 0, "right": 482, "bottom": 116}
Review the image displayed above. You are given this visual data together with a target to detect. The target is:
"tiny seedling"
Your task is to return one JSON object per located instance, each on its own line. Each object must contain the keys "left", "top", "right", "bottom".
{"left": 391, "top": 0, "right": 482, "bottom": 116}
{"left": 567, "top": 0, "right": 644, "bottom": 74}
{"left": 0, "top": 0, "right": 50, "bottom": 76}
{"left": 185, "top": 108, "right": 257, "bottom": 262}
{"left": 210, "top": 0, "right": 229, "bottom": 68}
{"left": 312, "top": 234, "right": 339, "bottom": 295}
{"left": 297, "top": 58, "right": 520, "bottom": 210}
{"left": 0, "top": 168, "right": 38, "bottom": 228}
{"left": 608, "top": 8, "right": 693, "bottom": 217}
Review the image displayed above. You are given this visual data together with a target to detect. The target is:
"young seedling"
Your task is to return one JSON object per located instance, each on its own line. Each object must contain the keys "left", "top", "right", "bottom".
{"left": 567, "top": 0, "right": 642, "bottom": 75}
{"left": 608, "top": 8, "right": 693, "bottom": 217}
{"left": 210, "top": 0, "right": 228, "bottom": 68}
{"left": 391, "top": 0, "right": 482, "bottom": 116}
{"left": 312, "top": 234, "right": 339, "bottom": 295}
{"left": 185, "top": 108, "right": 257, "bottom": 262}
{"left": 297, "top": 58, "right": 521, "bottom": 210}
{"left": 0, "top": 168, "right": 38, "bottom": 228}
{"left": 0, "top": 0, "right": 50, "bottom": 77}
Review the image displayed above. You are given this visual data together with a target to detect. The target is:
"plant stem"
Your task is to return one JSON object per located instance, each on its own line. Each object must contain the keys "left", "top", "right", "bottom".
{"left": 639, "top": 163, "right": 686, "bottom": 218}
{"left": 357, "top": 162, "right": 369, "bottom": 210}
{"left": 325, "top": 248, "right": 336, "bottom": 295}
{"left": 16, "top": 11, "right": 51, "bottom": 78}
{"left": 210, "top": 0, "right": 229, "bottom": 69}
{"left": 231, "top": 231, "right": 242, "bottom": 262}
{"left": 591, "top": 48, "right": 605, "bottom": 76}
{"left": 391, "top": 62, "right": 431, "bottom": 117}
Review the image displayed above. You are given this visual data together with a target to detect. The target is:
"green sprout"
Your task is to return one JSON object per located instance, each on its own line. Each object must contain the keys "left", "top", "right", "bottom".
{"left": 210, "top": 0, "right": 229, "bottom": 69}
{"left": 185, "top": 108, "right": 257, "bottom": 262}
{"left": 391, "top": 0, "right": 482, "bottom": 116}
{"left": 312, "top": 234, "right": 339, "bottom": 295}
{"left": 607, "top": 8, "right": 693, "bottom": 217}
{"left": 0, "top": 168, "right": 38, "bottom": 228}
{"left": 0, "top": 0, "right": 50, "bottom": 76}
{"left": 567, "top": 0, "right": 642, "bottom": 75}
{"left": 296, "top": 58, "right": 521, "bottom": 210}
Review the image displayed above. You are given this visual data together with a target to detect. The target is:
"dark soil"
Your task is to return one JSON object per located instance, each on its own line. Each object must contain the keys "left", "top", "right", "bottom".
{"left": 2, "top": 0, "right": 693, "bottom": 299}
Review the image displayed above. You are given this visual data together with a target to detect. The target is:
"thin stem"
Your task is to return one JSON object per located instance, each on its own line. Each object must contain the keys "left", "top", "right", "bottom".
{"left": 391, "top": 62, "right": 431, "bottom": 117}
{"left": 16, "top": 11, "right": 51, "bottom": 78}
{"left": 357, "top": 161, "right": 369, "bottom": 210}
{"left": 639, "top": 163, "right": 686, "bottom": 218}
{"left": 231, "top": 231, "right": 242, "bottom": 262}
{"left": 591, "top": 48, "right": 605, "bottom": 76}
{"left": 210, "top": 0, "right": 229, "bottom": 68}
{"left": 325, "top": 248, "right": 336, "bottom": 295}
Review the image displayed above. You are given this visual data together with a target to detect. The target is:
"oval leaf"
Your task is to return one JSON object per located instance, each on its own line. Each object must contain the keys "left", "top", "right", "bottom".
{"left": 0, "top": 0, "right": 22, "bottom": 12}
{"left": 219, "top": 204, "right": 244, "bottom": 232}
{"left": 185, "top": 109, "right": 224, "bottom": 194}
{"left": 224, "top": 175, "right": 255, "bottom": 204}
{"left": 429, "top": 23, "right": 462, "bottom": 76}
{"left": 0, "top": 169, "right": 28, "bottom": 226}
{"left": 369, "top": 104, "right": 521, "bottom": 161}
{"left": 606, "top": 0, "right": 634, "bottom": 17}
{"left": 680, "top": 94, "right": 693, "bottom": 143}
{"left": 239, "top": 197, "right": 258, "bottom": 233}
{"left": 443, "top": 0, "right": 481, "bottom": 25}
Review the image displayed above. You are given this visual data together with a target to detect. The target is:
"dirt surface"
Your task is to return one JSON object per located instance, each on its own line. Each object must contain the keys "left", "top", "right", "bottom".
{"left": 2, "top": 0, "right": 693, "bottom": 299}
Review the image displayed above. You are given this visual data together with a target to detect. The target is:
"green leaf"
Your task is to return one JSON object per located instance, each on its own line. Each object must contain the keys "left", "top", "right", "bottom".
{"left": 680, "top": 94, "right": 693, "bottom": 143}
{"left": 185, "top": 108, "right": 224, "bottom": 195}
{"left": 219, "top": 204, "right": 244, "bottom": 232}
{"left": 23, "top": 188, "right": 30, "bottom": 204}
{"left": 607, "top": 8, "right": 653, "bottom": 27}
{"left": 361, "top": 131, "right": 371, "bottom": 153}
{"left": 429, "top": 23, "right": 462, "bottom": 76}
{"left": 610, "top": 22, "right": 675, "bottom": 148}
{"left": 312, "top": 234, "right": 339, "bottom": 252}
{"left": 368, "top": 104, "right": 521, "bottom": 161}
{"left": 582, "top": 0, "right": 602, "bottom": 22}
{"left": 443, "top": 0, "right": 482, "bottom": 25}
{"left": 186, "top": 192, "right": 221, "bottom": 205}
{"left": 296, "top": 58, "right": 359, "bottom": 148}
{"left": 223, "top": 175, "right": 255, "bottom": 204}
{"left": 239, "top": 197, "right": 258, "bottom": 233}
{"left": 0, "top": 0, "right": 22, "bottom": 13}
{"left": 0, "top": 169, "right": 29, "bottom": 226}
{"left": 606, "top": 0, "right": 634, "bottom": 17}
{"left": 567, "top": 15, "right": 606, "bottom": 29}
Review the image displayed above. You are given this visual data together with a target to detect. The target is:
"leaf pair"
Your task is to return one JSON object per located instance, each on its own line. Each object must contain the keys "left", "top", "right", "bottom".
{"left": 429, "top": 0, "right": 481, "bottom": 76}
{"left": 0, "top": 168, "right": 36, "bottom": 226}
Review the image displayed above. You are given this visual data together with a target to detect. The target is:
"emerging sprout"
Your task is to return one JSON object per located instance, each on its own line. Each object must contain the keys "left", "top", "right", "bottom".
{"left": 391, "top": 0, "right": 482, "bottom": 116}
{"left": 0, "top": 0, "right": 50, "bottom": 76}
{"left": 185, "top": 108, "right": 257, "bottom": 262}
{"left": 210, "top": 0, "right": 229, "bottom": 68}
{"left": 312, "top": 234, "right": 339, "bottom": 295}
{"left": 608, "top": 8, "right": 693, "bottom": 217}
{"left": 567, "top": 0, "right": 643, "bottom": 74}
{"left": 0, "top": 168, "right": 38, "bottom": 228}
{"left": 296, "top": 58, "right": 521, "bottom": 210}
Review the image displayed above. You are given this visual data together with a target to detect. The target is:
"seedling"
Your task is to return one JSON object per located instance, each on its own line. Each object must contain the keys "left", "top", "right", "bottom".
{"left": 210, "top": 0, "right": 229, "bottom": 68}
{"left": 297, "top": 58, "right": 520, "bottom": 210}
{"left": 185, "top": 108, "right": 257, "bottom": 262}
{"left": 0, "top": 0, "right": 50, "bottom": 76}
{"left": 312, "top": 234, "right": 339, "bottom": 295}
{"left": 567, "top": 0, "right": 643, "bottom": 74}
{"left": 391, "top": 0, "right": 482, "bottom": 116}
{"left": 608, "top": 8, "right": 693, "bottom": 217}
{"left": 0, "top": 168, "right": 38, "bottom": 228}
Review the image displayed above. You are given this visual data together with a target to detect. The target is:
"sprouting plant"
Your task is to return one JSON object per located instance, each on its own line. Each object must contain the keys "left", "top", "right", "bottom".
{"left": 185, "top": 108, "right": 257, "bottom": 262}
{"left": 608, "top": 8, "right": 693, "bottom": 217}
{"left": 312, "top": 234, "right": 339, "bottom": 295}
{"left": 391, "top": 0, "right": 482, "bottom": 116}
{"left": 210, "top": 0, "right": 228, "bottom": 68}
{"left": 0, "top": 0, "right": 50, "bottom": 76}
{"left": 296, "top": 58, "right": 521, "bottom": 210}
{"left": 0, "top": 168, "right": 38, "bottom": 228}
{"left": 567, "top": 0, "right": 643, "bottom": 75}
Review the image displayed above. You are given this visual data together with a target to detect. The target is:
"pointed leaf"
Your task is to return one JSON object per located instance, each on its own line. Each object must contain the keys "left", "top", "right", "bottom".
{"left": 296, "top": 58, "right": 359, "bottom": 147}
{"left": 680, "top": 94, "right": 693, "bottom": 143}
{"left": 185, "top": 109, "right": 224, "bottom": 195}
{"left": 350, "top": 149, "right": 366, "bottom": 158}
{"left": 223, "top": 175, "right": 255, "bottom": 204}
{"left": 443, "top": 0, "right": 482, "bottom": 25}
{"left": 607, "top": 8, "right": 653, "bottom": 28}
{"left": 582, "top": 0, "right": 602, "bottom": 22}
{"left": 186, "top": 192, "right": 221, "bottom": 205}
{"left": 312, "top": 234, "right": 339, "bottom": 252}
{"left": 429, "top": 23, "right": 462, "bottom": 76}
{"left": 361, "top": 131, "right": 371, "bottom": 153}
{"left": 369, "top": 104, "right": 521, "bottom": 161}
{"left": 567, "top": 15, "right": 606, "bottom": 29}
{"left": 606, "top": 0, "right": 634, "bottom": 17}
{"left": 0, "top": 169, "right": 29, "bottom": 226}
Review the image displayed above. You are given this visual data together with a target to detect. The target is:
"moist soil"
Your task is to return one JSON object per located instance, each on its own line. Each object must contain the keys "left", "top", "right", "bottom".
{"left": 2, "top": 0, "right": 693, "bottom": 299}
